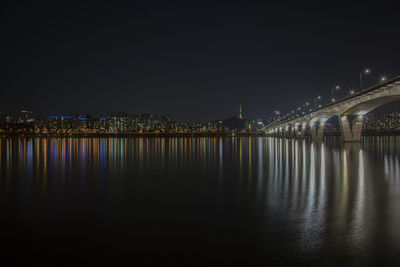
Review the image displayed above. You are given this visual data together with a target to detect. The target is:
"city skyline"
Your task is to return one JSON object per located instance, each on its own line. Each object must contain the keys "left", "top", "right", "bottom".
{"left": 0, "top": 104, "right": 265, "bottom": 134}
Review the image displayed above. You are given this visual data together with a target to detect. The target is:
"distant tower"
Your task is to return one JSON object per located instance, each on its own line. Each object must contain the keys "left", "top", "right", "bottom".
{"left": 239, "top": 104, "right": 243, "bottom": 119}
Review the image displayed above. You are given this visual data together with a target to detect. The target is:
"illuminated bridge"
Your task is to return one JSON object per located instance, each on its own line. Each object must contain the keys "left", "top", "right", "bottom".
{"left": 264, "top": 75, "right": 400, "bottom": 142}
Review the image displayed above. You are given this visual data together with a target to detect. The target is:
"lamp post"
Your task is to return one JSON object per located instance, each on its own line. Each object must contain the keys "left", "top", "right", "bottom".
{"left": 314, "top": 95, "right": 321, "bottom": 109}
{"left": 331, "top": 85, "right": 340, "bottom": 103}
{"left": 360, "top": 68, "right": 370, "bottom": 90}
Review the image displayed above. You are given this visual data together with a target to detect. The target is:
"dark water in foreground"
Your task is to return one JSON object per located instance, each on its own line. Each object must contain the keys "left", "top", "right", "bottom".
{"left": 1, "top": 137, "right": 400, "bottom": 266}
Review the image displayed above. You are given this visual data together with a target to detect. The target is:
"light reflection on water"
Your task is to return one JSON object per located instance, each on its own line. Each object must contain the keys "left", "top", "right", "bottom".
{"left": 1, "top": 136, "right": 400, "bottom": 265}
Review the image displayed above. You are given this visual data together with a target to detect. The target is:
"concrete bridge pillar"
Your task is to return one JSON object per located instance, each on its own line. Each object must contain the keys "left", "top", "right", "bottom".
{"left": 288, "top": 129, "right": 295, "bottom": 138}
{"left": 294, "top": 123, "right": 307, "bottom": 139}
{"left": 269, "top": 129, "right": 275, "bottom": 137}
{"left": 286, "top": 126, "right": 295, "bottom": 138}
{"left": 310, "top": 124, "right": 325, "bottom": 142}
{"left": 339, "top": 115, "right": 364, "bottom": 142}
{"left": 276, "top": 129, "right": 281, "bottom": 138}
{"left": 295, "top": 129, "right": 305, "bottom": 139}
{"left": 280, "top": 128, "right": 285, "bottom": 138}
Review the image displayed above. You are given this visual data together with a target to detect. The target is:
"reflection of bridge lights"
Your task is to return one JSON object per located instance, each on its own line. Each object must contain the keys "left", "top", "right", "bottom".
{"left": 335, "top": 85, "right": 340, "bottom": 90}
{"left": 365, "top": 68, "right": 370, "bottom": 74}
{"left": 298, "top": 107, "right": 301, "bottom": 110}
{"left": 317, "top": 95, "right": 321, "bottom": 100}
{"left": 306, "top": 102, "right": 309, "bottom": 106}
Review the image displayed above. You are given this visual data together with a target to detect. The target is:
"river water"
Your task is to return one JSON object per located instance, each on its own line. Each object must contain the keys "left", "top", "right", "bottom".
{"left": 1, "top": 137, "right": 400, "bottom": 266}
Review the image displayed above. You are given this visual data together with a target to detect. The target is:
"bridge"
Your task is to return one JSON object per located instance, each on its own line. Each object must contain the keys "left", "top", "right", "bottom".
{"left": 264, "top": 74, "right": 400, "bottom": 142}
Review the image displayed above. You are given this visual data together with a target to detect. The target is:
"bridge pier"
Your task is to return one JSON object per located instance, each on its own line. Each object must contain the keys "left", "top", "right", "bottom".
{"left": 278, "top": 129, "right": 283, "bottom": 138}
{"left": 286, "top": 127, "right": 295, "bottom": 138}
{"left": 294, "top": 128, "right": 305, "bottom": 139}
{"left": 339, "top": 115, "right": 364, "bottom": 142}
{"left": 310, "top": 123, "right": 325, "bottom": 142}
{"left": 278, "top": 128, "right": 284, "bottom": 138}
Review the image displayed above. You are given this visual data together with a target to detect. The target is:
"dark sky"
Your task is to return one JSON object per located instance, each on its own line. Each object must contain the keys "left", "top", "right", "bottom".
{"left": 1, "top": 1, "right": 400, "bottom": 121}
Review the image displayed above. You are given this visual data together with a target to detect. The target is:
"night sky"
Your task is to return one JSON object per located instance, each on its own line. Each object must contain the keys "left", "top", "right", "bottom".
{"left": 2, "top": 1, "right": 400, "bottom": 121}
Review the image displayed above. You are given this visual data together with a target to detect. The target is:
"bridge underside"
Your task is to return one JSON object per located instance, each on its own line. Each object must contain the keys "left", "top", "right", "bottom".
{"left": 343, "top": 95, "right": 400, "bottom": 115}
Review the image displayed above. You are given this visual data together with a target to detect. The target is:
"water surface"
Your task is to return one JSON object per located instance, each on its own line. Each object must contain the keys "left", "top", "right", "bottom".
{"left": 1, "top": 137, "right": 400, "bottom": 266}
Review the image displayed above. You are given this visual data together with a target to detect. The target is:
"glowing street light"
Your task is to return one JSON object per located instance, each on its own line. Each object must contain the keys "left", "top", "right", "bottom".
{"left": 349, "top": 89, "right": 355, "bottom": 95}
{"left": 332, "top": 85, "right": 340, "bottom": 100}
{"left": 314, "top": 95, "right": 322, "bottom": 109}
{"left": 360, "top": 68, "right": 371, "bottom": 90}
{"left": 380, "top": 75, "right": 387, "bottom": 82}
{"left": 331, "top": 98, "right": 336, "bottom": 103}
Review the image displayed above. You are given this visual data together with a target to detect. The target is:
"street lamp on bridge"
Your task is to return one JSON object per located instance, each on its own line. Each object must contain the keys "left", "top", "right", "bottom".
{"left": 360, "top": 68, "right": 370, "bottom": 90}
{"left": 331, "top": 85, "right": 340, "bottom": 103}
{"left": 314, "top": 95, "right": 322, "bottom": 109}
